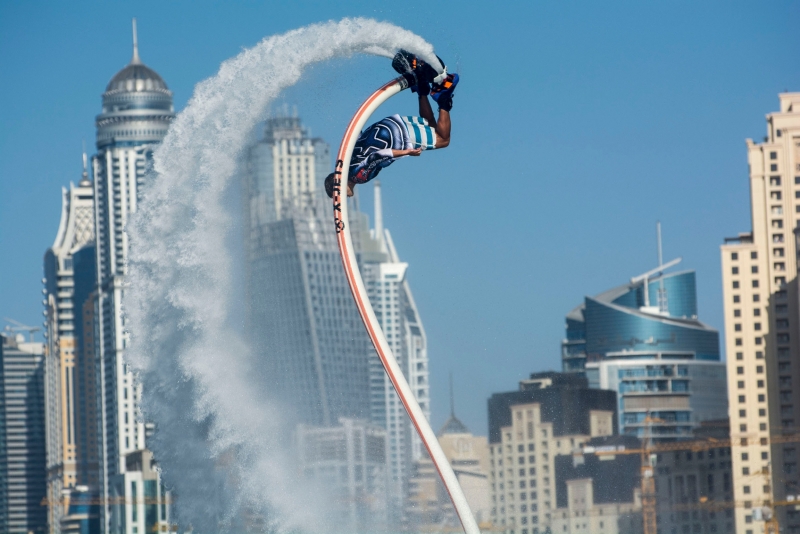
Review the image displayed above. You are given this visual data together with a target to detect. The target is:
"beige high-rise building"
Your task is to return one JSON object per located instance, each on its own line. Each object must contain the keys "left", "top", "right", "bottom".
{"left": 721, "top": 92, "right": 800, "bottom": 533}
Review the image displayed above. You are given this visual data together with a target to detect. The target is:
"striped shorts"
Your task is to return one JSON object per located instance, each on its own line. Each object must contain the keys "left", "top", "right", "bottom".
{"left": 402, "top": 116, "right": 437, "bottom": 150}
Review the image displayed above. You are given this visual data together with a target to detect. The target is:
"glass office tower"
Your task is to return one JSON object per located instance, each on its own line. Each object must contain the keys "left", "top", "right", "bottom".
{"left": 563, "top": 270, "right": 727, "bottom": 440}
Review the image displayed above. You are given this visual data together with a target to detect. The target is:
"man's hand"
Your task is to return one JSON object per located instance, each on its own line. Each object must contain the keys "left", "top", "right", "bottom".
{"left": 392, "top": 148, "right": 423, "bottom": 157}
{"left": 347, "top": 181, "right": 355, "bottom": 197}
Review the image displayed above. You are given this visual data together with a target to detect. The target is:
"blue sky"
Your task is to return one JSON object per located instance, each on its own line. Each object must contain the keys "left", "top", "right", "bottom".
{"left": 1, "top": 0, "right": 799, "bottom": 435}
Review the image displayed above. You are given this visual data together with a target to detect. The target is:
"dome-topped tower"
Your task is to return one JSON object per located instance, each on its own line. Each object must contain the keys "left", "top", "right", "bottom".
{"left": 92, "top": 19, "right": 175, "bottom": 532}
{"left": 95, "top": 19, "right": 174, "bottom": 148}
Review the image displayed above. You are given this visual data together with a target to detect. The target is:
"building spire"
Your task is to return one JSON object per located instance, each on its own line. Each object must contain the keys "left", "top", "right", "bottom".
{"left": 374, "top": 180, "right": 385, "bottom": 251}
{"left": 131, "top": 18, "right": 141, "bottom": 64}
{"left": 80, "top": 141, "right": 90, "bottom": 186}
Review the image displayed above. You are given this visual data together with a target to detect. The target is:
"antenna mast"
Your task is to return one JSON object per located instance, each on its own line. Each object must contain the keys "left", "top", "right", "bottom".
{"left": 131, "top": 18, "right": 141, "bottom": 64}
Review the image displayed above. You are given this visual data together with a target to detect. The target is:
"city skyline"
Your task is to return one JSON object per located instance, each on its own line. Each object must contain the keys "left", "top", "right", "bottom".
{"left": 2, "top": 1, "right": 800, "bottom": 438}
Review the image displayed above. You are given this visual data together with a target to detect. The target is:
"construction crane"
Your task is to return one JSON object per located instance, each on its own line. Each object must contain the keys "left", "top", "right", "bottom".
{"left": 2, "top": 317, "right": 41, "bottom": 342}
{"left": 640, "top": 416, "right": 659, "bottom": 534}
{"left": 577, "top": 431, "right": 800, "bottom": 534}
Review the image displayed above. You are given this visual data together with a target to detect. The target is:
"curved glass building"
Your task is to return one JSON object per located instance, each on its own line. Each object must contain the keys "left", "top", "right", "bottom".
{"left": 562, "top": 270, "right": 727, "bottom": 441}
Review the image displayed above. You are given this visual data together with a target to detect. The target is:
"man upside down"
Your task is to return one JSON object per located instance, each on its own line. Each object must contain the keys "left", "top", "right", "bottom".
{"left": 325, "top": 50, "right": 459, "bottom": 198}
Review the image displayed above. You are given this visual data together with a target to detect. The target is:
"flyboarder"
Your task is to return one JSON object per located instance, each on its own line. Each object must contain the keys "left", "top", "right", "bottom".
{"left": 325, "top": 50, "right": 459, "bottom": 198}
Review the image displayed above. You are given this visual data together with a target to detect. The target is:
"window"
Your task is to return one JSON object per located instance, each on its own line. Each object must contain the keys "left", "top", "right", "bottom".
{"left": 735, "top": 338, "right": 743, "bottom": 346}
{"left": 733, "top": 295, "right": 740, "bottom": 303}
{"left": 774, "top": 248, "right": 785, "bottom": 257}
{"left": 736, "top": 352, "right": 743, "bottom": 359}
{"left": 771, "top": 164, "right": 778, "bottom": 172}
{"left": 739, "top": 395, "right": 746, "bottom": 403}
{"left": 771, "top": 191, "right": 782, "bottom": 200}
{"left": 756, "top": 351, "right": 764, "bottom": 358}
{"left": 734, "top": 310, "right": 741, "bottom": 317}
{"left": 735, "top": 324, "right": 742, "bottom": 332}
{"left": 754, "top": 323, "right": 761, "bottom": 331}
{"left": 758, "top": 380, "right": 765, "bottom": 388}
{"left": 759, "top": 394, "right": 765, "bottom": 402}
{"left": 742, "top": 452, "right": 749, "bottom": 460}
{"left": 737, "top": 367, "right": 744, "bottom": 375}
{"left": 732, "top": 267, "right": 739, "bottom": 274}
{"left": 757, "top": 366, "right": 764, "bottom": 373}
{"left": 752, "top": 280, "right": 759, "bottom": 288}
{"left": 739, "top": 410, "right": 746, "bottom": 417}
{"left": 733, "top": 281, "right": 740, "bottom": 289}
{"left": 754, "top": 308, "right": 761, "bottom": 316}
{"left": 771, "top": 152, "right": 778, "bottom": 160}
{"left": 770, "top": 176, "right": 781, "bottom": 186}
{"left": 772, "top": 206, "right": 784, "bottom": 215}
{"left": 751, "top": 265, "right": 759, "bottom": 274}
{"left": 773, "top": 234, "right": 785, "bottom": 243}
{"left": 732, "top": 252, "right": 739, "bottom": 260}
{"left": 776, "top": 276, "right": 787, "bottom": 286}
{"left": 775, "top": 262, "right": 786, "bottom": 271}
{"left": 759, "top": 409, "right": 766, "bottom": 416}
{"left": 751, "top": 251, "right": 758, "bottom": 259}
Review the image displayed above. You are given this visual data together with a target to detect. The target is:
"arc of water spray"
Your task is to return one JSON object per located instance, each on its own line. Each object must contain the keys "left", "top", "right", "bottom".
{"left": 124, "top": 18, "right": 452, "bottom": 531}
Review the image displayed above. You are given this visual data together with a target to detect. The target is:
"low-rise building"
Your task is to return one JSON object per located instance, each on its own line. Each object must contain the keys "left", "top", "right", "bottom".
{"left": 487, "top": 372, "right": 617, "bottom": 534}
{"left": 554, "top": 435, "right": 643, "bottom": 534}
{"left": 296, "top": 418, "right": 388, "bottom": 531}
{"left": 406, "top": 408, "right": 492, "bottom": 530}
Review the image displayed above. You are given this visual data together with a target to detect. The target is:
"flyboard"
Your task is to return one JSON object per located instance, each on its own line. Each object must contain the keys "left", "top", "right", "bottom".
{"left": 331, "top": 74, "right": 481, "bottom": 534}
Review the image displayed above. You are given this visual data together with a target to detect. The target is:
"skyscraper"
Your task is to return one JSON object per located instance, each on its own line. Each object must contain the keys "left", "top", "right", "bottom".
{"left": 0, "top": 332, "right": 47, "bottom": 534}
{"left": 244, "top": 115, "right": 371, "bottom": 426}
{"left": 242, "top": 116, "right": 430, "bottom": 520}
{"left": 92, "top": 21, "right": 174, "bottom": 532}
{"left": 563, "top": 265, "right": 727, "bottom": 441}
{"left": 720, "top": 92, "right": 800, "bottom": 532}
{"left": 362, "top": 181, "right": 430, "bottom": 515}
{"left": 43, "top": 152, "right": 97, "bottom": 531}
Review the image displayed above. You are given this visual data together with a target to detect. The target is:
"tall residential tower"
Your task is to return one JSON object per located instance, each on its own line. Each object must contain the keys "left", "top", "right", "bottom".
{"left": 721, "top": 92, "right": 800, "bottom": 533}
{"left": 43, "top": 152, "right": 97, "bottom": 530}
{"left": 243, "top": 117, "right": 431, "bottom": 521}
{"left": 93, "top": 21, "right": 174, "bottom": 533}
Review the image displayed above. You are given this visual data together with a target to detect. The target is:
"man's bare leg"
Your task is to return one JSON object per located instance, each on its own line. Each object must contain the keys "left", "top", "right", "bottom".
{"left": 418, "top": 95, "right": 450, "bottom": 148}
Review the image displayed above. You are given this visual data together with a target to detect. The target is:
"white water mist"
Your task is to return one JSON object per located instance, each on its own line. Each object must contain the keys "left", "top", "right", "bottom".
{"left": 124, "top": 18, "right": 437, "bottom": 532}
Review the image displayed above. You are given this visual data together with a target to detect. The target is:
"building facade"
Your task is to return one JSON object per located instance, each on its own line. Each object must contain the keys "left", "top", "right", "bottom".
{"left": 296, "top": 418, "right": 388, "bottom": 531}
{"left": 0, "top": 333, "right": 48, "bottom": 534}
{"left": 720, "top": 92, "right": 800, "bottom": 533}
{"left": 564, "top": 270, "right": 728, "bottom": 441}
{"left": 487, "top": 372, "right": 617, "bottom": 534}
{"left": 92, "top": 23, "right": 174, "bottom": 533}
{"left": 552, "top": 436, "right": 643, "bottom": 534}
{"left": 653, "top": 422, "right": 735, "bottom": 534}
{"left": 43, "top": 153, "right": 98, "bottom": 532}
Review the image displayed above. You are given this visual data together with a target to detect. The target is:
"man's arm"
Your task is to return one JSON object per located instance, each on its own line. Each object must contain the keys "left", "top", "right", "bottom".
{"left": 392, "top": 148, "right": 422, "bottom": 157}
